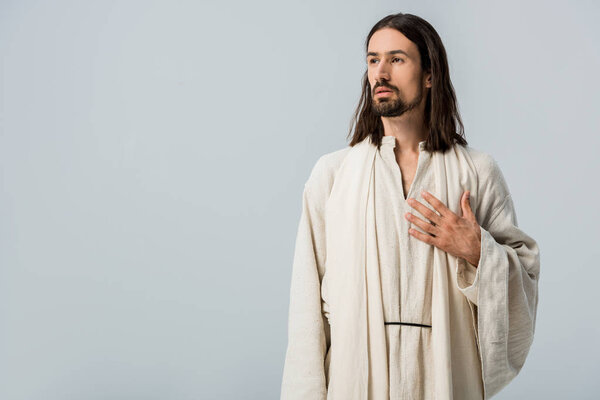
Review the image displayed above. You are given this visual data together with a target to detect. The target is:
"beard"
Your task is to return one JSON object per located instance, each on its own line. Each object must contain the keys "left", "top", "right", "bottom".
{"left": 371, "top": 85, "right": 424, "bottom": 117}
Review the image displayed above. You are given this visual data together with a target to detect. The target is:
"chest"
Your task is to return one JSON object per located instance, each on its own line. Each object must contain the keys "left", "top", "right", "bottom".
{"left": 395, "top": 156, "right": 419, "bottom": 200}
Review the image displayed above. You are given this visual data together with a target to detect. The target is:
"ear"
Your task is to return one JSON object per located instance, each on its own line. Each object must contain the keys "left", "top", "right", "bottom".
{"left": 424, "top": 70, "right": 432, "bottom": 88}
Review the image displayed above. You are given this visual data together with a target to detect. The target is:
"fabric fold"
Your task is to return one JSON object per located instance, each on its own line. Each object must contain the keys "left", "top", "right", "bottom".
{"left": 322, "top": 137, "right": 384, "bottom": 399}
{"left": 280, "top": 179, "right": 331, "bottom": 400}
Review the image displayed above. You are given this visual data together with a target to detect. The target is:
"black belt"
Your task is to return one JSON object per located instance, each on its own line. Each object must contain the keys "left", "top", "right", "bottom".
{"left": 384, "top": 321, "right": 431, "bottom": 328}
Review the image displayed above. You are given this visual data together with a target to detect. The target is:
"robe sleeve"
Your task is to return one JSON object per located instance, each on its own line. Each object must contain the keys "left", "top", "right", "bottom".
{"left": 281, "top": 159, "right": 331, "bottom": 400}
{"left": 455, "top": 195, "right": 509, "bottom": 306}
{"left": 456, "top": 255, "right": 480, "bottom": 304}
{"left": 464, "top": 156, "right": 541, "bottom": 399}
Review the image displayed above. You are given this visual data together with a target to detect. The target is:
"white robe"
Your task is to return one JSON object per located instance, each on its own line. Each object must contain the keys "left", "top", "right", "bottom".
{"left": 281, "top": 135, "right": 540, "bottom": 399}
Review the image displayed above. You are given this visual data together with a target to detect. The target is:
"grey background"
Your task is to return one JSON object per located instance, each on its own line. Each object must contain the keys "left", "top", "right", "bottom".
{"left": 1, "top": 0, "right": 598, "bottom": 399}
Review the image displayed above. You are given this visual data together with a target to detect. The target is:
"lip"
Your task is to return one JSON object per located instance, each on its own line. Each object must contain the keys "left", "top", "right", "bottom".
{"left": 375, "top": 90, "right": 393, "bottom": 96}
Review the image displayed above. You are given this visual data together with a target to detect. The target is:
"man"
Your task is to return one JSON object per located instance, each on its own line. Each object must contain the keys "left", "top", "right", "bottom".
{"left": 280, "top": 12, "right": 540, "bottom": 400}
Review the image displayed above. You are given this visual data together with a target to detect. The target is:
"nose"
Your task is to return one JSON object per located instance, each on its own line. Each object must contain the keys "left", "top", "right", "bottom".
{"left": 374, "top": 60, "right": 391, "bottom": 82}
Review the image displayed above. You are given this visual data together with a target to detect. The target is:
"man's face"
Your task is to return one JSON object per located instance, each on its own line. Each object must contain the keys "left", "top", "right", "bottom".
{"left": 366, "top": 28, "right": 431, "bottom": 117}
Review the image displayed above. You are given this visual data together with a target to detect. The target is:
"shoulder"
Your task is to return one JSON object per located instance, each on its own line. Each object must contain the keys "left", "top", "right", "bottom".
{"left": 305, "top": 146, "right": 352, "bottom": 190}
{"left": 457, "top": 144, "right": 513, "bottom": 226}
{"left": 459, "top": 144, "right": 511, "bottom": 199}
{"left": 303, "top": 145, "right": 352, "bottom": 208}
{"left": 460, "top": 145, "right": 500, "bottom": 178}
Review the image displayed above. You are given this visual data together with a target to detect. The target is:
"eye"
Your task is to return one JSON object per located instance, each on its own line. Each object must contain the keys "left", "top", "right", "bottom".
{"left": 392, "top": 57, "right": 404, "bottom": 63}
{"left": 368, "top": 58, "right": 378, "bottom": 64}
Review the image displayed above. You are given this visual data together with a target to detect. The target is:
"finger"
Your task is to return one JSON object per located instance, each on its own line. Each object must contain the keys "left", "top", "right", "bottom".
{"left": 421, "top": 190, "right": 454, "bottom": 218}
{"left": 406, "top": 198, "right": 443, "bottom": 226}
{"left": 405, "top": 211, "right": 440, "bottom": 236}
{"left": 408, "top": 227, "right": 436, "bottom": 245}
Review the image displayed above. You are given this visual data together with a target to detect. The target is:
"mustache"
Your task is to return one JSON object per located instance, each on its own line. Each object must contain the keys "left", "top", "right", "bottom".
{"left": 373, "top": 84, "right": 396, "bottom": 93}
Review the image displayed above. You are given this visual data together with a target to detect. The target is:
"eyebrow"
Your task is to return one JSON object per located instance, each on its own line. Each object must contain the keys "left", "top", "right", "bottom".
{"left": 366, "top": 49, "right": 409, "bottom": 58}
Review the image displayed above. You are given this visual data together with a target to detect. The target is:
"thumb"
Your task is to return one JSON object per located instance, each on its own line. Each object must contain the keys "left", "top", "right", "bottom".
{"left": 461, "top": 191, "right": 476, "bottom": 221}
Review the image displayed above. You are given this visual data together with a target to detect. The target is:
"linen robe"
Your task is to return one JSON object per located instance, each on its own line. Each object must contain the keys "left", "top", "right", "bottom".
{"left": 280, "top": 135, "right": 540, "bottom": 400}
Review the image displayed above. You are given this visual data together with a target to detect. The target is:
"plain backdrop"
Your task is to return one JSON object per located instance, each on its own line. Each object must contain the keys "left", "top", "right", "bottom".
{"left": 1, "top": 0, "right": 599, "bottom": 399}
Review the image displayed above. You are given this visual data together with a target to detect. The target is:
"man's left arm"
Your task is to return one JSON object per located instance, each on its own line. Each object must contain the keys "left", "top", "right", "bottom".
{"left": 455, "top": 191, "right": 540, "bottom": 310}
{"left": 456, "top": 162, "right": 541, "bottom": 398}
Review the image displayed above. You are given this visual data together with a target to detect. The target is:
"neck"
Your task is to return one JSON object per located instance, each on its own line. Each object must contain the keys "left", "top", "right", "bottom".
{"left": 380, "top": 112, "right": 428, "bottom": 153}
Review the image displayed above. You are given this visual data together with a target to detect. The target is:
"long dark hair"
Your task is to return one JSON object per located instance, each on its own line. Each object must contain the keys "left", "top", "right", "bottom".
{"left": 347, "top": 13, "right": 467, "bottom": 153}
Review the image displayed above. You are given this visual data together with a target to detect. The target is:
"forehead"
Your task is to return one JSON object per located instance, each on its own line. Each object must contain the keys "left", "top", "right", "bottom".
{"left": 367, "top": 28, "right": 417, "bottom": 57}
